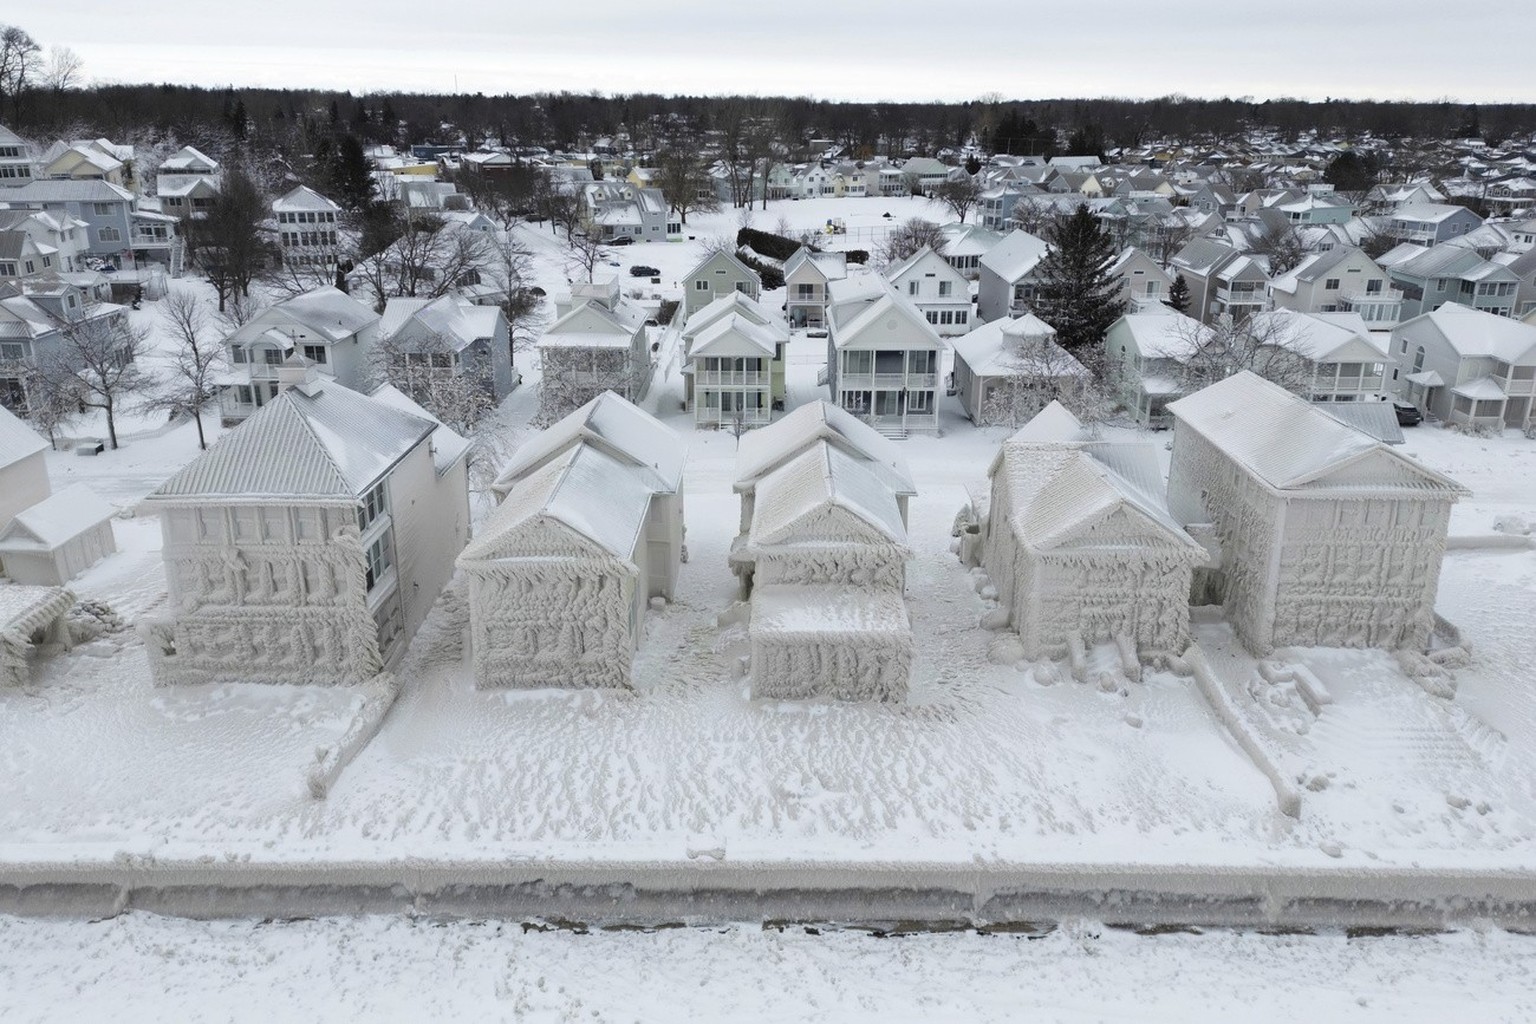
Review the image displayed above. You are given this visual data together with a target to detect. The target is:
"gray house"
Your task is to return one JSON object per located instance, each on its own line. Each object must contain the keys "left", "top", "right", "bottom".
{"left": 1380, "top": 243, "right": 1520, "bottom": 319}
{"left": 1392, "top": 302, "right": 1536, "bottom": 430}
{"left": 682, "top": 250, "right": 762, "bottom": 318}
{"left": 976, "top": 229, "right": 1049, "bottom": 323}
{"left": 1386, "top": 203, "right": 1484, "bottom": 246}
{"left": 1268, "top": 245, "right": 1403, "bottom": 327}
{"left": 3, "top": 178, "right": 181, "bottom": 272}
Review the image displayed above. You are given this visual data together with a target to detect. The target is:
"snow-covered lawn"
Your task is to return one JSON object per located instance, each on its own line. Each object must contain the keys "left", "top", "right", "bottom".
{"left": 1, "top": 913, "right": 1532, "bottom": 1024}
{"left": 2, "top": 199, "right": 1534, "bottom": 902}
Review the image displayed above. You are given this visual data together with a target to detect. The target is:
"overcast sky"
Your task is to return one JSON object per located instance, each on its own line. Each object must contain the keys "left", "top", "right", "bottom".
{"left": 18, "top": 3, "right": 1536, "bottom": 105}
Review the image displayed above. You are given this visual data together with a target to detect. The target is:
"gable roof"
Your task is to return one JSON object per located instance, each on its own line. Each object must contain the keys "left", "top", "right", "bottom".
{"left": 271, "top": 286, "right": 378, "bottom": 341}
{"left": 149, "top": 381, "right": 438, "bottom": 502}
{"left": 1006, "top": 400, "right": 1089, "bottom": 444}
{"left": 539, "top": 296, "right": 646, "bottom": 349}
{"left": 681, "top": 290, "right": 783, "bottom": 342}
{"left": 978, "top": 229, "right": 1049, "bottom": 282}
{"left": 5, "top": 179, "right": 135, "bottom": 204}
{"left": 1108, "top": 310, "right": 1207, "bottom": 359}
{"left": 492, "top": 391, "right": 682, "bottom": 496}
{"left": 686, "top": 313, "right": 780, "bottom": 360}
{"left": 272, "top": 185, "right": 342, "bottom": 213}
{"left": 883, "top": 244, "right": 967, "bottom": 286}
{"left": 950, "top": 314, "right": 1087, "bottom": 379}
{"left": 735, "top": 400, "right": 914, "bottom": 496}
{"left": 0, "top": 483, "right": 114, "bottom": 549}
{"left": 1167, "top": 371, "right": 1468, "bottom": 495}
{"left": 1402, "top": 302, "right": 1536, "bottom": 362}
{"left": 0, "top": 402, "right": 48, "bottom": 469}
{"left": 684, "top": 249, "right": 761, "bottom": 285}
{"left": 380, "top": 292, "right": 501, "bottom": 351}
{"left": 750, "top": 441, "right": 907, "bottom": 548}
{"left": 828, "top": 283, "right": 942, "bottom": 350}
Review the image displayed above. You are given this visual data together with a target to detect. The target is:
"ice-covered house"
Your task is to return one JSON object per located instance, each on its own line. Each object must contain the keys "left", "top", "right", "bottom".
{"left": 219, "top": 286, "right": 381, "bottom": 424}
{"left": 466, "top": 393, "right": 684, "bottom": 689}
{"left": 538, "top": 277, "right": 651, "bottom": 419}
{"left": 378, "top": 292, "right": 517, "bottom": 406}
{"left": 0, "top": 584, "right": 74, "bottom": 688}
{"left": 744, "top": 440, "right": 915, "bottom": 703}
{"left": 0, "top": 404, "right": 50, "bottom": 536}
{"left": 783, "top": 247, "right": 847, "bottom": 329}
{"left": 883, "top": 245, "right": 973, "bottom": 337}
{"left": 982, "top": 403, "right": 1207, "bottom": 660}
{"left": 949, "top": 313, "right": 1090, "bottom": 426}
{"left": 1103, "top": 310, "right": 1209, "bottom": 428}
{"left": 730, "top": 400, "right": 915, "bottom": 596}
{"left": 824, "top": 275, "right": 944, "bottom": 436}
{"left": 141, "top": 373, "right": 472, "bottom": 685}
{"left": 682, "top": 250, "right": 762, "bottom": 319}
{"left": 0, "top": 483, "right": 117, "bottom": 586}
{"left": 1166, "top": 371, "right": 1468, "bottom": 655}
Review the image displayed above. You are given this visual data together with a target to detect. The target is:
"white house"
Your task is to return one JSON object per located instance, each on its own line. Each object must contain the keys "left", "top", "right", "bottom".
{"left": 683, "top": 313, "right": 783, "bottom": 429}
{"left": 1268, "top": 245, "right": 1403, "bottom": 327}
{"left": 949, "top": 313, "right": 1090, "bottom": 426}
{"left": 219, "top": 286, "right": 381, "bottom": 424}
{"left": 783, "top": 247, "right": 847, "bottom": 329}
{"left": 937, "top": 224, "right": 1003, "bottom": 278}
{"left": 378, "top": 292, "right": 517, "bottom": 406}
{"left": 977, "top": 229, "right": 1050, "bottom": 323}
{"left": 0, "top": 483, "right": 117, "bottom": 586}
{"left": 682, "top": 250, "right": 762, "bottom": 318}
{"left": 824, "top": 275, "right": 944, "bottom": 436}
{"left": 680, "top": 291, "right": 788, "bottom": 416}
{"left": 1245, "top": 309, "right": 1394, "bottom": 402}
{"left": 270, "top": 186, "right": 343, "bottom": 271}
{"left": 154, "top": 146, "right": 221, "bottom": 221}
{"left": 1167, "top": 371, "right": 1468, "bottom": 655}
{"left": 1391, "top": 303, "right": 1536, "bottom": 430}
{"left": 538, "top": 277, "right": 651, "bottom": 418}
{"left": 141, "top": 374, "right": 472, "bottom": 685}
{"left": 739, "top": 432, "right": 915, "bottom": 703}
{"left": 0, "top": 404, "right": 50, "bottom": 540}
{"left": 1103, "top": 310, "right": 1209, "bottom": 428}
{"left": 1107, "top": 247, "right": 1173, "bottom": 311}
{"left": 982, "top": 403, "right": 1207, "bottom": 660}
{"left": 0, "top": 124, "right": 37, "bottom": 186}
{"left": 883, "top": 245, "right": 974, "bottom": 337}
{"left": 466, "top": 393, "right": 684, "bottom": 689}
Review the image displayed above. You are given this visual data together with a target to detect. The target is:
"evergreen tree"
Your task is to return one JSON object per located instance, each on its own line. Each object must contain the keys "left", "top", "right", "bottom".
{"left": 1165, "top": 273, "right": 1191, "bottom": 315}
{"left": 1033, "top": 204, "right": 1127, "bottom": 354}
{"left": 331, "top": 133, "right": 375, "bottom": 212}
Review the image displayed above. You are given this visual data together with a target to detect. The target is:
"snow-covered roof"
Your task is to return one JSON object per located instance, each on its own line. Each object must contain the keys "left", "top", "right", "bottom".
{"left": 681, "top": 291, "right": 783, "bottom": 342}
{"left": 1110, "top": 311, "right": 1207, "bottom": 359}
{"left": 686, "top": 313, "right": 780, "bottom": 361}
{"left": 272, "top": 286, "right": 378, "bottom": 342}
{"left": 828, "top": 286, "right": 942, "bottom": 350}
{"left": 4, "top": 179, "right": 134, "bottom": 204}
{"left": 1168, "top": 371, "right": 1468, "bottom": 495}
{"left": 149, "top": 380, "right": 439, "bottom": 502}
{"left": 1005, "top": 400, "right": 1088, "bottom": 444}
{"left": 272, "top": 185, "right": 342, "bottom": 213}
{"left": 159, "top": 146, "right": 218, "bottom": 173}
{"left": 750, "top": 441, "right": 907, "bottom": 549}
{"left": 1315, "top": 400, "right": 1404, "bottom": 445}
{"left": 0, "top": 484, "right": 114, "bottom": 550}
{"left": 783, "top": 247, "right": 848, "bottom": 283}
{"left": 950, "top": 314, "right": 1085, "bottom": 379}
{"left": 735, "top": 400, "right": 915, "bottom": 497}
{"left": 1394, "top": 203, "right": 1477, "bottom": 224}
{"left": 365, "top": 383, "right": 473, "bottom": 475}
{"left": 977, "top": 229, "right": 1049, "bottom": 282}
{"left": 539, "top": 297, "right": 646, "bottom": 350}
{"left": 492, "top": 391, "right": 682, "bottom": 497}
{"left": 1247, "top": 309, "right": 1385, "bottom": 362}
{"left": 464, "top": 443, "right": 653, "bottom": 565}
{"left": 0, "top": 403, "right": 48, "bottom": 470}
{"left": 1404, "top": 302, "right": 1536, "bottom": 362}
{"left": 380, "top": 293, "right": 501, "bottom": 351}
{"left": 1452, "top": 376, "right": 1509, "bottom": 401}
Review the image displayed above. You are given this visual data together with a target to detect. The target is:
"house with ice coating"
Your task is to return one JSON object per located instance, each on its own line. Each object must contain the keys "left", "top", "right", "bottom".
{"left": 0, "top": 404, "right": 50, "bottom": 538}
{"left": 981, "top": 402, "right": 1207, "bottom": 660}
{"left": 730, "top": 400, "right": 915, "bottom": 596}
{"left": 466, "top": 392, "right": 684, "bottom": 689}
{"left": 679, "top": 290, "right": 788, "bottom": 426}
{"left": 949, "top": 312, "right": 1090, "bottom": 426}
{"left": 538, "top": 276, "right": 651, "bottom": 419}
{"left": 1166, "top": 371, "right": 1468, "bottom": 655}
{"left": 141, "top": 371, "right": 472, "bottom": 685}
{"left": 744, "top": 439, "right": 915, "bottom": 703}
{"left": 824, "top": 275, "right": 944, "bottom": 436}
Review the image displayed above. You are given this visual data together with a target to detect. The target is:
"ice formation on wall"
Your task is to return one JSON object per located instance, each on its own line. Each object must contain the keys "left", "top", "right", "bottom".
{"left": 981, "top": 402, "right": 1208, "bottom": 660}
{"left": 0, "top": 585, "right": 75, "bottom": 687}
{"left": 1166, "top": 371, "right": 1469, "bottom": 654}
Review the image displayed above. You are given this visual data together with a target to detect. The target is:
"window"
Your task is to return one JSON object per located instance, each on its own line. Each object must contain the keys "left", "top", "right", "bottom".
{"left": 694, "top": 280, "right": 710, "bottom": 291}
{"left": 956, "top": 311, "right": 968, "bottom": 325}
{"left": 364, "top": 532, "right": 393, "bottom": 592}
{"left": 1366, "top": 279, "right": 1383, "bottom": 294}
{"left": 302, "top": 344, "right": 327, "bottom": 364}
{"left": 908, "top": 281, "right": 919, "bottom": 296}
{"left": 734, "top": 281, "right": 751, "bottom": 294}
{"left": 795, "top": 284, "right": 815, "bottom": 299}
{"left": 1413, "top": 346, "right": 1425, "bottom": 373}
{"left": 262, "top": 348, "right": 284, "bottom": 365}
{"left": 232, "top": 347, "right": 248, "bottom": 364}
{"left": 23, "top": 260, "right": 34, "bottom": 275}
{"left": 93, "top": 203, "right": 116, "bottom": 216}
{"left": 0, "top": 261, "right": 14, "bottom": 277}
{"left": 908, "top": 391, "right": 930, "bottom": 412}
{"left": 98, "top": 226, "right": 120, "bottom": 243}
{"left": 235, "top": 385, "right": 252, "bottom": 404}
{"left": 358, "top": 480, "right": 387, "bottom": 534}
{"left": 1324, "top": 278, "right": 1340, "bottom": 291}
{"left": 0, "top": 342, "right": 25, "bottom": 361}
{"left": 938, "top": 281, "right": 952, "bottom": 297}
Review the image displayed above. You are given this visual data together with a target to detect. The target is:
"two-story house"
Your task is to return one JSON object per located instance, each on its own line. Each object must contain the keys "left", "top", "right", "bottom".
{"left": 0, "top": 208, "right": 88, "bottom": 273}
{"left": 976, "top": 229, "right": 1049, "bottom": 323}
{"left": 271, "top": 186, "right": 344, "bottom": 271}
{"left": 681, "top": 250, "right": 762, "bottom": 319}
{"left": 141, "top": 371, "right": 472, "bottom": 685}
{"left": 1245, "top": 309, "right": 1393, "bottom": 402}
{"left": 580, "top": 182, "right": 669, "bottom": 241}
{"left": 219, "top": 286, "right": 381, "bottom": 424}
{"left": 1387, "top": 203, "right": 1484, "bottom": 246}
{"left": 824, "top": 276, "right": 944, "bottom": 436}
{"left": 1392, "top": 303, "right": 1536, "bottom": 430}
{"left": 883, "top": 245, "right": 973, "bottom": 337}
{"left": 1107, "top": 246, "right": 1174, "bottom": 311}
{"left": 1380, "top": 242, "right": 1520, "bottom": 319}
{"left": 937, "top": 224, "right": 1003, "bottom": 279}
{"left": 40, "top": 139, "right": 129, "bottom": 188}
{"left": 378, "top": 292, "right": 517, "bottom": 410}
{"left": 1169, "top": 237, "right": 1268, "bottom": 324}
{"left": 2, "top": 179, "right": 181, "bottom": 272}
{"left": 949, "top": 313, "right": 1090, "bottom": 425}
{"left": 1269, "top": 245, "right": 1403, "bottom": 326}
{"left": 1103, "top": 310, "right": 1211, "bottom": 427}
{"left": 783, "top": 247, "right": 847, "bottom": 329}
{"left": 538, "top": 277, "right": 651, "bottom": 418}
{"left": 681, "top": 290, "right": 788, "bottom": 420}
{"left": 0, "top": 124, "right": 37, "bottom": 186}
{"left": 154, "top": 146, "right": 221, "bottom": 221}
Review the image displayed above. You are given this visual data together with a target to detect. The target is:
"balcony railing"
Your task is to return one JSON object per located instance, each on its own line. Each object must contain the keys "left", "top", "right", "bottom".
{"left": 840, "top": 372, "right": 938, "bottom": 389}
{"left": 697, "top": 408, "right": 772, "bottom": 426}
{"left": 1493, "top": 374, "right": 1536, "bottom": 396}
{"left": 694, "top": 370, "right": 769, "bottom": 386}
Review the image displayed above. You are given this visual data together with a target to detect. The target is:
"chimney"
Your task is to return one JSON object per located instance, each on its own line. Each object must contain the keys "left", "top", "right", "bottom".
{"left": 276, "top": 352, "right": 322, "bottom": 395}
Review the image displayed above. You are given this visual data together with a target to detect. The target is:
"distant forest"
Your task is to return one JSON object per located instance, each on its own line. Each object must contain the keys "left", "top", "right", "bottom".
{"left": 12, "top": 81, "right": 1536, "bottom": 162}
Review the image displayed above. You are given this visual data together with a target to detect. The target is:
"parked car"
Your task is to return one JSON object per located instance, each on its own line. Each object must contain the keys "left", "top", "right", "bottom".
{"left": 629, "top": 265, "right": 660, "bottom": 277}
{"left": 608, "top": 235, "right": 634, "bottom": 246}
{"left": 1392, "top": 399, "right": 1423, "bottom": 427}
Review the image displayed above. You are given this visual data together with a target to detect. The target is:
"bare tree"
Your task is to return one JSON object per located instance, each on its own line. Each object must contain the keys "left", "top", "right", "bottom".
{"left": 537, "top": 347, "right": 650, "bottom": 424}
{"left": 373, "top": 330, "right": 498, "bottom": 437}
{"left": 1148, "top": 214, "right": 1197, "bottom": 268}
{"left": 1170, "top": 311, "right": 1315, "bottom": 397}
{"left": 154, "top": 290, "right": 225, "bottom": 450}
{"left": 655, "top": 123, "right": 720, "bottom": 226}
{"left": 563, "top": 231, "right": 612, "bottom": 283}
{"left": 934, "top": 175, "right": 984, "bottom": 224}
{"left": 37, "top": 310, "right": 150, "bottom": 450}
{"left": 534, "top": 175, "right": 583, "bottom": 240}
{"left": 13, "top": 363, "right": 74, "bottom": 450}
{"left": 40, "top": 45, "right": 82, "bottom": 93}
{"left": 0, "top": 25, "right": 41, "bottom": 122}
{"left": 1250, "top": 221, "right": 1306, "bottom": 275}
{"left": 975, "top": 327, "right": 1103, "bottom": 428}
{"left": 355, "top": 215, "right": 500, "bottom": 312}
{"left": 1010, "top": 196, "right": 1055, "bottom": 236}
{"left": 214, "top": 288, "right": 268, "bottom": 336}
{"left": 879, "top": 217, "right": 947, "bottom": 267}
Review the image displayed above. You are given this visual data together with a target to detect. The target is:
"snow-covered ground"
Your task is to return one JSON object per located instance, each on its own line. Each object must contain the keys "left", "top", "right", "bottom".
{"left": 2, "top": 199, "right": 1535, "bottom": 920}
{"left": 2, "top": 913, "right": 1533, "bottom": 1024}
